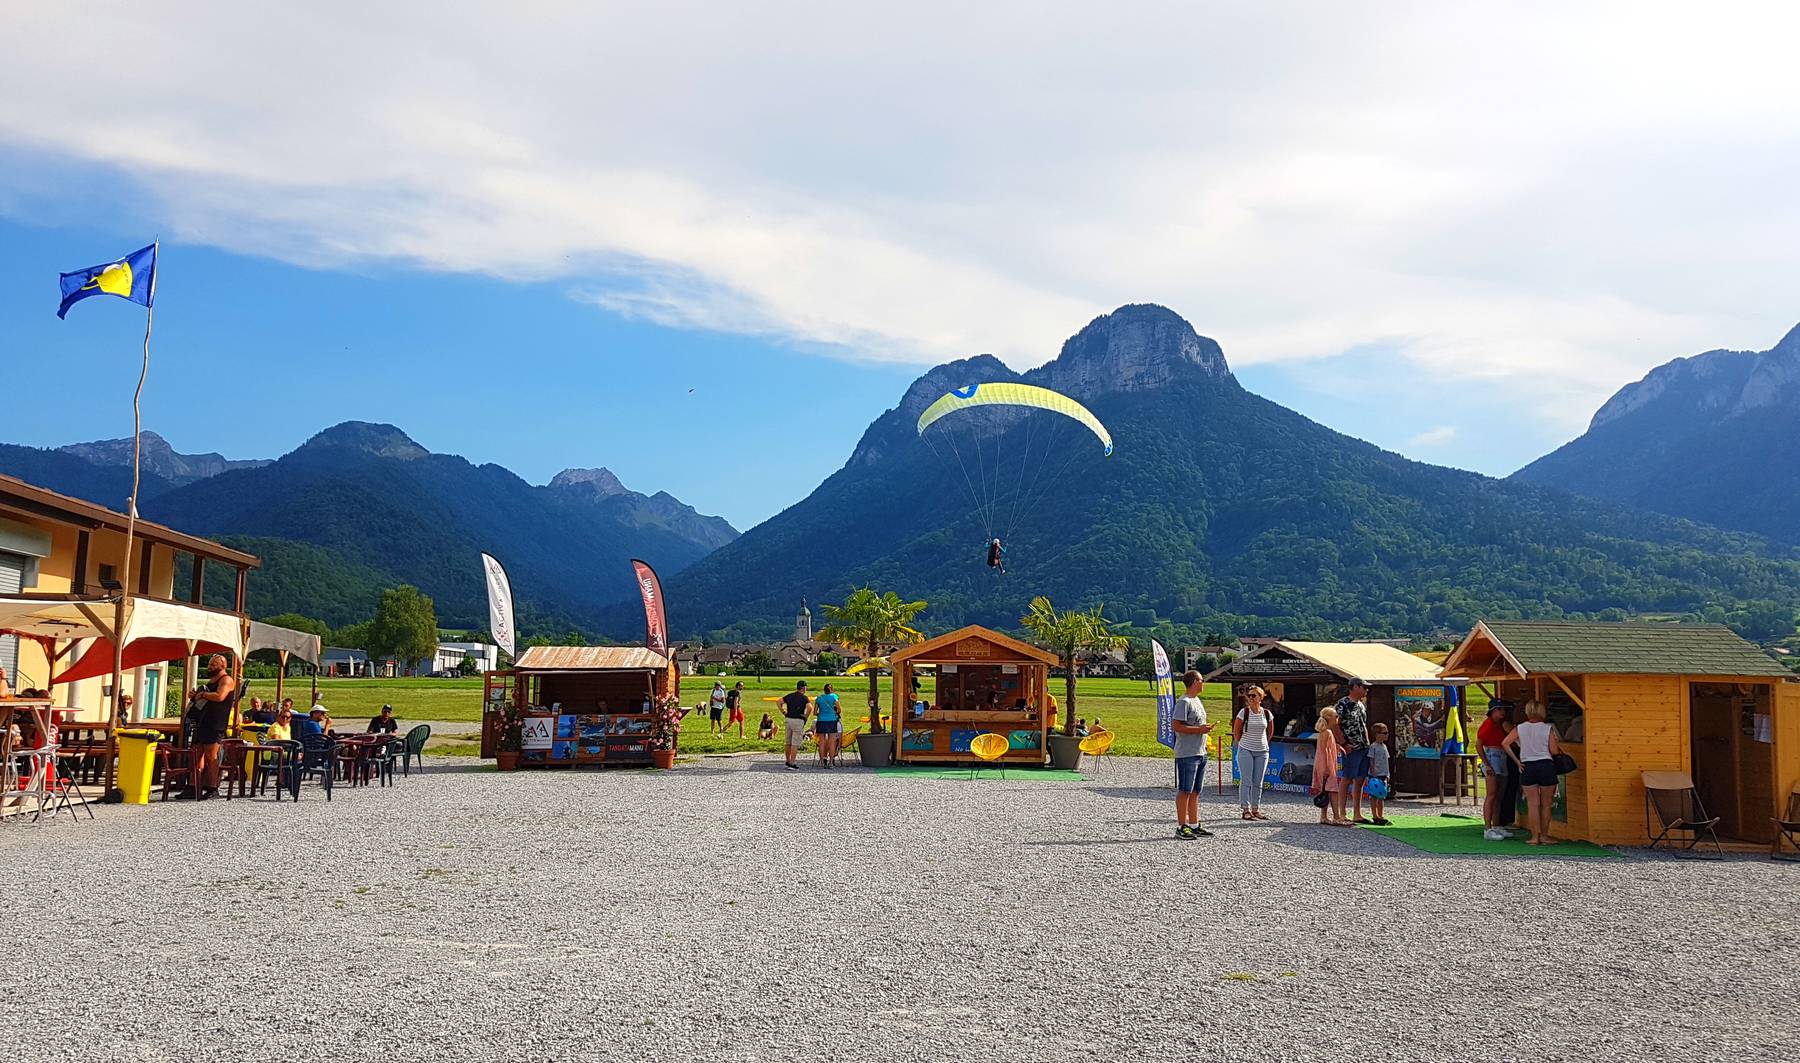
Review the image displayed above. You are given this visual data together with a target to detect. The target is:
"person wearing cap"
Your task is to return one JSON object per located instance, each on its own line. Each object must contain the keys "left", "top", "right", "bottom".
{"left": 368, "top": 704, "right": 399, "bottom": 734}
{"left": 1331, "top": 679, "right": 1373, "bottom": 824}
{"left": 780, "top": 680, "right": 812, "bottom": 771}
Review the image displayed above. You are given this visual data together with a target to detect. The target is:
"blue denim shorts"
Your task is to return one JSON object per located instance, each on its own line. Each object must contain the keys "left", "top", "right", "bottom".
{"left": 1340, "top": 747, "right": 1370, "bottom": 779}
{"left": 1482, "top": 747, "right": 1510, "bottom": 776}
{"left": 1175, "top": 755, "right": 1207, "bottom": 794}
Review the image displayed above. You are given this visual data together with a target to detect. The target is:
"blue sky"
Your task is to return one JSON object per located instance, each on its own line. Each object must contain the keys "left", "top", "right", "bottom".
{"left": 4, "top": 5, "right": 1799, "bottom": 528}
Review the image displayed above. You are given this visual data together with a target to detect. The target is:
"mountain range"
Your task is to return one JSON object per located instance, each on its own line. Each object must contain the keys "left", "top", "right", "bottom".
{"left": 612, "top": 305, "right": 1800, "bottom": 641}
{"left": 1513, "top": 323, "right": 1800, "bottom": 544}
{"left": 5, "top": 304, "right": 1799, "bottom": 644}
{"left": 0, "top": 424, "right": 736, "bottom": 631}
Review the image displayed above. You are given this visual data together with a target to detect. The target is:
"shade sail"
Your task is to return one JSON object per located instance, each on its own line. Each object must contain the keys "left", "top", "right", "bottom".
{"left": 0, "top": 595, "right": 116, "bottom": 641}
{"left": 247, "top": 621, "right": 321, "bottom": 664}
{"left": 52, "top": 598, "right": 248, "bottom": 684}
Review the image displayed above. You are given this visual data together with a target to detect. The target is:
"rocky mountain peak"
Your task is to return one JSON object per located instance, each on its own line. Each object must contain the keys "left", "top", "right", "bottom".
{"left": 1028, "top": 303, "right": 1232, "bottom": 396}
{"left": 896, "top": 353, "right": 1020, "bottom": 418}
{"left": 300, "top": 421, "right": 430, "bottom": 460}
{"left": 58, "top": 430, "right": 268, "bottom": 485}
{"left": 1589, "top": 322, "right": 1800, "bottom": 428}
{"left": 550, "top": 467, "right": 630, "bottom": 497}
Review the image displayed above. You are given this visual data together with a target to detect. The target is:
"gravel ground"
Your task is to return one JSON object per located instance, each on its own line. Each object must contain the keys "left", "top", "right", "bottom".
{"left": 5, "top": 754, "right": 1797, "bottom": 1063}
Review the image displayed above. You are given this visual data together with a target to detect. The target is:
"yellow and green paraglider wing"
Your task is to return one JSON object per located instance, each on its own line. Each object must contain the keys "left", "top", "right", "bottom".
{"left": 915, "top": 383, "right": 1113, "bottom": 455}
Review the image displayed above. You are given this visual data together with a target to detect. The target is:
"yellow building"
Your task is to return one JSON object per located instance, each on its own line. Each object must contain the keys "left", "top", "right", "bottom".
{"left": 1443, "top": 620, "right": 1798, "bottom": 847}
{"left": 0, "top": 472, "right": 259, "bottom": 721}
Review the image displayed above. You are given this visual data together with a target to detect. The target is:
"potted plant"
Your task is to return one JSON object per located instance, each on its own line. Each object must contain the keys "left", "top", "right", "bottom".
{"left": 648, "top": 695, "right": 683, "bottom": 769}
{"left": 494, "top": 705, "right": 522, "bottom": 772}
{"left": 817, "top": 587, "right": 928, "bottom": 769}
{"left": 1020, "top": 595, "right": 1128, "bottom": 770}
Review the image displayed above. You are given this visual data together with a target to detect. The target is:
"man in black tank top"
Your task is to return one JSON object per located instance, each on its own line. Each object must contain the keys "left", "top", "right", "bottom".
{"left": 188, "top": 654, "right": 238, "bottom": 799}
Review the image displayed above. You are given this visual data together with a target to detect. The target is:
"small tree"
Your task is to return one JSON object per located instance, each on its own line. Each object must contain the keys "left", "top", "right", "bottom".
{"left": 1019, "top": 595, "right": 1129, "bottom": 737}
{"left": 458, "top": 654, "right": 479, "bottom": 677}
{"left": 816, "top": 588, "right": 927, "bottom": 734}
{"left": 739, "top": 649, "right": 777, "bottom": 677}
{"left": 815, "top": 651, "right": 844, "bottom": 674}
{"left": 366, "top": 585, "right": 440, "bottom": 669}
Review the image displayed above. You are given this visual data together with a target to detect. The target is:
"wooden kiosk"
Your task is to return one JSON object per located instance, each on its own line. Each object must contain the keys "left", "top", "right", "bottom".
{"left": 482, "top": 646, "right": 680, "bottom": 768}
{"left": 889, "top": 626, "right": 1058, "bottom": 765}
{"left": 1207, "top": 640, "right": 1468, "bottom": 798}
{"left": 1443, "top": 620, "right": 1798, "bottom": 846}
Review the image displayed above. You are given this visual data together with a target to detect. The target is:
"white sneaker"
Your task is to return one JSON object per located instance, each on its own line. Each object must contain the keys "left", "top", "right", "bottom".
{"left": 1483, "top": 827, "right": 1509, "bottom": 841}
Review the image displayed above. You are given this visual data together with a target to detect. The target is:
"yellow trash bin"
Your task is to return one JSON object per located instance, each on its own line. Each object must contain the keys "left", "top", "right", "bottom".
{"left": 116, "top": 728, "right": 162, "bottom": 805}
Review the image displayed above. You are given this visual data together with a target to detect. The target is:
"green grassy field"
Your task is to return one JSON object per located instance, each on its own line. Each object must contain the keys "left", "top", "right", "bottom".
{"left": 296, "top": 671, "right": 1490, "bottom": 762}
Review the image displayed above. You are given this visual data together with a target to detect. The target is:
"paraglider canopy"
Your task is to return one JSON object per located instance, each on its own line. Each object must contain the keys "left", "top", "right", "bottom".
{"left": 915, "top": 382, "right": 1114, "bottom": 555}
{"left": 916, "top": 382, "right": 1113, "bottom": 455}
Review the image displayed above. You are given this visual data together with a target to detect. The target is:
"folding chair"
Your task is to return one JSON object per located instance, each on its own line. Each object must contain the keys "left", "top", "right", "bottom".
{"left": 1772, "top": 783, "right": 1800, "bottom": 862}
{"left": 836, "top": 728, "right": 862, "bottom": 768}
{"left": 1642, "top": 770, "right": 1723, "bottom": 859}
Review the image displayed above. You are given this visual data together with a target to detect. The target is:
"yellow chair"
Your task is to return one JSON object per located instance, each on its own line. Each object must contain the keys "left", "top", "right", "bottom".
{"left": 969, "top": 732, "right": 1009, "bottom": 776}
{"left": 838, "top": 727, "right": 862, "bottom": 767}
{"left": 1078, "top": 730, "right": 1115, "bottom": 773}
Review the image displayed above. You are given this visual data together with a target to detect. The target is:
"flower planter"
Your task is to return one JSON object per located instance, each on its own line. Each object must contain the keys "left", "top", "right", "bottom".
{"left": 856, "top": 731, "right": 895, "bottom": 768}
{"left": 651, "top": 749, "right": 677, "bottom": 769}
{"left": 495, "top": 751, "right": 520, "bottom": 772}
{"left": 1047, "top": 734, "right": 1083, "bottom": 771}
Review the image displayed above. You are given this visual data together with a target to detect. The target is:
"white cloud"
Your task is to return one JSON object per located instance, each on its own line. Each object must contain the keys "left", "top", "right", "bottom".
{"left": 1406, "top": 426, "right": 1457, "bottom": 449}
{"left": 2, "top": 0, "right": 1799, "bottom": 431}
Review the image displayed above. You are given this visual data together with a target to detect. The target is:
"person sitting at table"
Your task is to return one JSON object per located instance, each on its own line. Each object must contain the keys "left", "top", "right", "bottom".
{"left": 368, "top": 704, "right": 399, "bottom": 734}
{"left": 296, "top": 708, "right": 328, "bottom": 738}
{"left": 248, "top": 696, "right": 279, "bottom": 725}
{"left": 984, "top": 690, "right": 1003, "bottom": 710}
{"left": 266, "top": 704, "right": 294, "bottom": 744}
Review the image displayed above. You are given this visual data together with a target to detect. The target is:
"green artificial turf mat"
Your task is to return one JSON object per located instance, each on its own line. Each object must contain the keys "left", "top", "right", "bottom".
{"left": 873, "top": 764, "right": 1086, "bottom": 781}
{"left": 1360, "top": 813, "right": 1620, "bottom": 857}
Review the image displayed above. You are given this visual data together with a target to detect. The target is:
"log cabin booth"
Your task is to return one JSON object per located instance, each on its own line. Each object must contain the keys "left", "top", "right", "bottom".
{"left": 1206, "top": 640, "right": 1468, "bottom": 799}
{"left": 482, "top": 645, "right": 680, "bottom": 768}
{"left": 1441, "top": 621, "right": 1800, "bottom": 847}
{"left": 888, "top": 625, "right": 1059, "bottom": 765}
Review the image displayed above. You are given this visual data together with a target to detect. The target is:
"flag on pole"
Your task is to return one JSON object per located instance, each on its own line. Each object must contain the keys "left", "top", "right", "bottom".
{"left": 57, "top": 243, "right": 157, "bottom": 319}
{"left": 1152, "top": 639, "right": 1176, "bottom": 749}
{"left": 479, "top": 553, "right": 516, "bottom": 660}
{"left": 629, "top": 559, "right": 668, "bottom": 656}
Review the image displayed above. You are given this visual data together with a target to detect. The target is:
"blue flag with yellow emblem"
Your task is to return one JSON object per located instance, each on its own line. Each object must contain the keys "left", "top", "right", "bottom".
{"left": 58, "top": 243, "right": 157, "bottom": 320}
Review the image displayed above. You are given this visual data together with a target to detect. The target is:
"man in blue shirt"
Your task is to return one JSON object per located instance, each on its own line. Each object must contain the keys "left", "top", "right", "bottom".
{"left": 813, "top": 682, "right": 842, "bottom": 768}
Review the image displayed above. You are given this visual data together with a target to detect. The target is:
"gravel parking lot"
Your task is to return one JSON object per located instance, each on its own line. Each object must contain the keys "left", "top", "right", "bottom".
{"left": 6, "top": 754, "right": 1798, "bottom": 1063}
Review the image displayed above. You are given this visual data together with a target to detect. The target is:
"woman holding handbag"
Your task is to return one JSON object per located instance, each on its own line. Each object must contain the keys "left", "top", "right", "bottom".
{"left": 1233, "top": 685, "right": 1274, "bottom": 820}
{"left": 1311, "top": 705, "right": 1347, "bottom": 826}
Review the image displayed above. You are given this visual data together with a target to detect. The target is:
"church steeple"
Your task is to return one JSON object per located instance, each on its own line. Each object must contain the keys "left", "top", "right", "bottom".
{"left": 795, "top": 597, "right": 812, "bottom": 641}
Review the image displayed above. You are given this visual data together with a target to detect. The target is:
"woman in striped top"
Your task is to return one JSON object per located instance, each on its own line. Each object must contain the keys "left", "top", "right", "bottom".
{"left": 1233, "top": 685, "right": 1274, "bottom": 820}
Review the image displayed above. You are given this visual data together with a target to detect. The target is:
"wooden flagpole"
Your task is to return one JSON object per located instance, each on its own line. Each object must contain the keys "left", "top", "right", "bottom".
{"left": 102, "top": 239, "right": 157, "bottom": 797}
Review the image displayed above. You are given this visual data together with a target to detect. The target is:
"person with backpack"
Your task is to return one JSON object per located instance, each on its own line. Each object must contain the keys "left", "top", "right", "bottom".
{"left": 1232, "top": 685, "right": 1273, "bottom": 820}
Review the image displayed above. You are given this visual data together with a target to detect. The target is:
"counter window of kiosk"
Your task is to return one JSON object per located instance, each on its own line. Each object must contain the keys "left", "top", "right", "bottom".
{"left": 937, "top": 664, "right": 1022, "bottom": 712}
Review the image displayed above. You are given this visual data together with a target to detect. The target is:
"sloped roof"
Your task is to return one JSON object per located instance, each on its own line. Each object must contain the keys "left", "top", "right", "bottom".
{"left": 515, "top": 645, "right": 670, "bottom": 671}
{"left": 1276, "top": 641, "right": 1447, "bottom": 684}
{"left": 890, "top": 625, "right": 1060, "bottom": 667}
{"left": 1445, "top": 621, "right": 1789, "bottom": 678}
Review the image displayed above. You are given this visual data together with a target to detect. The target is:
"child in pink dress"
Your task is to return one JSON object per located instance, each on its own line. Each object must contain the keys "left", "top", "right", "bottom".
{"left": 1312, "top": 705, "right": 1347, "bottom": 826}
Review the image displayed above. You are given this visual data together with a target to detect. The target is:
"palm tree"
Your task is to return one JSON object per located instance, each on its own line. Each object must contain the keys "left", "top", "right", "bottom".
{"left": 816, "top": 588, "right": 927, "bottom": 734}
{"left": 1019, "top": 595, "right": 1129, "bottom": 737}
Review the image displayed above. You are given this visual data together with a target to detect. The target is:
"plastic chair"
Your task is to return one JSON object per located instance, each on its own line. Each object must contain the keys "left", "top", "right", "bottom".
{"left": 158, "top": 746, "right": 202, "bottom": 801}
{"left": 970, "top": 733, "right": 1009, "bottom": 776}
{"left": 1642, "top": 770, "right": 1722, "bottom": 858}
{"left": 217, "top": 738, "right": 252, "bottom": 800}
{"left": 253, "top": 740, "right": 302, "bottom": 800}
{"left": 836, "top": 728, "right": 863, "bottom": 767}
{"left": 295, "top": 735, "right": 336, "bottom": 801}
{"left": 1078, "top": 731, "right": 1115, "bottom": 773}
{"left": 1772, "top": 784, "right": 1800, "bottom": 862}
{"left": 400, "top": 725, "right": 430, "bottom": 776}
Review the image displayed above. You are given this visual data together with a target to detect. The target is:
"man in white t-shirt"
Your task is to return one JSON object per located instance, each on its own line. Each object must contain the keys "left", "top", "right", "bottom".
{"left": 1171, "top": 670, "right": 1214, "bottom": 839}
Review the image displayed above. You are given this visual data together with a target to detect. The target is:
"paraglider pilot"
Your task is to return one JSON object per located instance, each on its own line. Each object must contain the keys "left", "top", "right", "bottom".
{"left": 986, "top": 537, "right": 1006, "bottom": 573}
